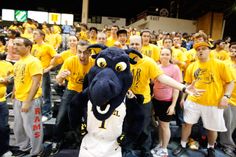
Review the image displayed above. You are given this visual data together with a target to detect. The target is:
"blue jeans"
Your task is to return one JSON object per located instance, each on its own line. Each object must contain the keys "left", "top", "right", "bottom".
{"left": 42, "top": 72, "right": 52, "bottom": 115}
{"left": 53, "top": 89, "right": 78, "bottom": 142}
{"left": 0, "top": 101, "right": 10, "bottom": 156}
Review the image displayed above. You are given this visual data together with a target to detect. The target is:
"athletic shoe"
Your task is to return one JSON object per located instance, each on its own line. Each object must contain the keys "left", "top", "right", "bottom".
{"left": 172, "top": 144, "right": 186, "bottom": 156}
{"left": 151, "top": 144, "right": 162, "bottom": 154}
{"left": 12, "top": 150, "right": 30, "bottom": 157}
{"left": 153, "top": 148, "right": 168, "bottom": 157}
{"left": 2, "top": 151, "right": 13, "bottom": 157}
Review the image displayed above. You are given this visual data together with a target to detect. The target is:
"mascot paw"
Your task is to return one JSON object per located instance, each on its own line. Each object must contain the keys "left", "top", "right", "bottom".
{"left": 81, "top": 123, "right": 88, "bottom": 136}
{"left": 117, "top": 133, "right": 126, "bottom": 145}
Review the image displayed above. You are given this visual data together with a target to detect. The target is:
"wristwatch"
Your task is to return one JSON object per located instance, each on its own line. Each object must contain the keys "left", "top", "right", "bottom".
{"left": 224, "top": 95, "right": 231, "bottom": 99}
{"left": 182, "top": 86, "right": 186, "bottom": 93}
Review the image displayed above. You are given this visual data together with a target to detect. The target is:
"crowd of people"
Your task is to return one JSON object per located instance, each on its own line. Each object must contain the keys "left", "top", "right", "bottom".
{"left": 0, "top": 18, "right": 236, "bottom": 157}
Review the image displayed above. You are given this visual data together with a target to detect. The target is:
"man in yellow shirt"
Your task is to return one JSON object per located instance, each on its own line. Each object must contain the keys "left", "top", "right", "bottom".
{"left": 211, "top": 39, "right": 230, "bottom": 61}
{"left": 140, "top": 29, "right": 160, "bottom": 62}
{"left": 12, "top": 37, "right": 44, "bottom": 156}
{"left": 32, "top": 29, "right": 57, "bottom": 115}
{"left": 219, "top": 42, "right": 236, "bottom": 157}
{"left": 106, "top": 25, "right": 119, "bottom": 47}
{"left": 51, "top": 40, "right": 94, "bottom": 154}
{"left": 0, "top": 52, "right": 13, "bottom": 156}
{"left": 96, "top": 32, "right": 107, "bottom": 45}
{"left": 50, "top": 35, "right": 78, "bottom": 97}
{"left": 127, "top": 35, "right": 204, "bottom": 157}
{"left": 173, "top": 42, "right": 234, "bottom": 157}
{"left": 88, "top": 27, "right": 98, "bottom": 44}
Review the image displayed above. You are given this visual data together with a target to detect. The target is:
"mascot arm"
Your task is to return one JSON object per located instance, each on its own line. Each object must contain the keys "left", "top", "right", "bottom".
{"left": 68, "top": 90, "right": 88, "bottom": 130}
{"left": 120, "top": 94, "right": 145, "bottom": 148}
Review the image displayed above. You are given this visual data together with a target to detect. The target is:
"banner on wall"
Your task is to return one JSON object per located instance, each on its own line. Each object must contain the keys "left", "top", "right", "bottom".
{"left": 2, "top": 9, "right": 74, "bottom": 25}
{"left": 61, "top": 14, "right": 74, "bottom": 25}
{"left": 28, "top": 11, "right": 48, "bottom": 24}
{"left": 2, "top": 9, "right": 15, "bottom": 21}
{"left": 15, "top": 10, "right": 28, "bottom": 22}
{"left": 49, "top": 13, "right": 61, "bottom": 24}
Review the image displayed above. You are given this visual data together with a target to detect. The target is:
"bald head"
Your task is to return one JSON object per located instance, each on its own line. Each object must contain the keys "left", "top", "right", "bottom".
{"left": 129, "top": 35, "right": 142, "bottom": 51}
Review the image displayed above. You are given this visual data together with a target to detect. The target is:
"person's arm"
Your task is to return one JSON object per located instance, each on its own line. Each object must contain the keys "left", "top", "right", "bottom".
{"left": 157, "top": 74, "right": 204, "bottom": 96}
{"left": 44, "top": 47, "right": 59, "bottom": 73}
{"left": 50, "top": 54, "right": 61, "bottom": 68}
{"left": 56, "top": 70, "right": 70, "bottom": 85}
{"left": 180, "top": 89, "right": 188, "bottom": 108}
{"left": 21, "top": 74, "right": 42, "bottom": 112}
{"left": 218, "top": 80, "right": 234, "bottom": 109}
{"left": 167, "top": 89, "right": 179, "bottom": 115}
{"left": 157, "top": 74, "right": 185, "bottom": 91}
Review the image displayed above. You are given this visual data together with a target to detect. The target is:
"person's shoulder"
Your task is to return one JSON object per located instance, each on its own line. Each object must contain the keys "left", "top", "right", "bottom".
{"left": 171, "top": 63, "right": 181, "bottom": 70}
{"left": 65, "top": 55, "right": 77, "bottom": 62}
{"left": 143, "top": 55, "right": 158, "bottom": 65}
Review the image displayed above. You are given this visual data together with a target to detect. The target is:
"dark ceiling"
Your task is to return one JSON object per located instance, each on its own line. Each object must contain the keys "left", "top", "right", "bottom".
{"left": 1, "top": 0, "right": 235, "bottom": 20}
{"left": 1, "top": 0, "right": 236, "bottom": 39}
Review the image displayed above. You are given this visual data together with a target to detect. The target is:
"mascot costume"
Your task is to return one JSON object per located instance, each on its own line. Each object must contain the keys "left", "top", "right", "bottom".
{"left": 69, "top": 45, "right": 146, "bottom": 157}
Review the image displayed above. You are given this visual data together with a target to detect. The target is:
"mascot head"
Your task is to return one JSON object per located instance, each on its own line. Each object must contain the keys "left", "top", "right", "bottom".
{"left": 85, "top": 45, "right": 142, "bottom": 121}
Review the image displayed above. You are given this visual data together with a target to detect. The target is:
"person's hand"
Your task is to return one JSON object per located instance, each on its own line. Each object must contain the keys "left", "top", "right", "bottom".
{"left": 166, "top": 105, "right": 175, "bottom": 115}
{"left": 185, "top": 80, "right": 205, "bottom": 96}
{"left": 218, "top": 96, "right": 229, "bottom": 109}
{"left": 21, "top": 101, "right": 31, "bottom": 112}
{"left": 60, "top": 70, "right": 71, "bottom": 79}
{"left": 171, "top": 59, "right": 179, "bottom": 64}
{"left": 180, "top": 99, "right": 185, "bottom": 108}
{"left": 126, "top": 90, "right": 136, "bottom": 99}
{"left": 0, "top": 77, "right": 6, "bottom": 84}
{"left": 114, "top": 41, "right": 122, "bottom": 48}
{"left": 43, "top": 68, "right": 51, "bottom": 74}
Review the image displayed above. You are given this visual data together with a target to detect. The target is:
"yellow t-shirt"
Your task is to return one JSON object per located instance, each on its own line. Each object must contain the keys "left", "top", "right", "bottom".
{"left": 0, "top": 45, "right": 5, "bottom": 53}
{"left": 186, "top": 48, "right": 197, "bottom": 66}
{"left": 141, "top": 44, "right": 160, "bottom": 62}
{"left": 88, "top": 39, "right": 97, "bottom": 44}
{"left": 59, "top": 56, "right": 94, "bottom": 92}
{"left": 185, "top": 59, "right": 233, "bottom": 106}
{"left": 106, "top": 37, "right": 117, "bottom": 47}
{"left": 79, "top": 31, "right": 88, "bottom": 41}
{"left": 157, "top": 40, "right": 163, "bottom": 47}
{"left": 22, "top": 23, "right": 36, "bottom": 32}
{"left": 0, "top": 61, "right": 13, "bottom": 101}
{"left": 56, "top": 49, "right": 77, "bottom": 65}
{"left": 172, "top": 47, "right": 187, "bottom": 72}
{"left": 31, "top": 43, "right": 57, "bottom": 69}
{"left": 224, "top": 59, "right": 236, "bottom": 106}
{"left": 130, "top": 56, "right": 163, "bottom": 103}
{"left": 46, "top": 33, "right": 62, "bottom": 49}
{"left": 53, "top": 25, "right": 61, "bottom": 34}
{"left": 14, "top": 55, "right": 43, "bottom": 101}
{"left": 211, "top": 49, "right": 230, "bottom": 61}
{"left": 9, "top": 25, "right": 18, "bottom": 30}
{"left": 21, "top": 32, "right": 33, "bottom": 41}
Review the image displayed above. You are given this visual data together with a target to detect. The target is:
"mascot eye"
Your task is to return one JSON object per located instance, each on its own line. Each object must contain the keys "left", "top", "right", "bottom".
{"left": 115, "top": 62, "right": 127, "bottom": 72}
{"left": 97, "top": 58, "right": 107, "bottom": 68}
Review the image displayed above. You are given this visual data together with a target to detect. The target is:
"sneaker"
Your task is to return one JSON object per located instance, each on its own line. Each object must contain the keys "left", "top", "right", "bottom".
{"left": 42, "top": 112, "right": 52, "bottom": 122}
{"left": 153, "top": 148, "right": 168, "bottom": 157}
{"left": 207, "top": 148, "right": 215, "bottom": 157}
{"left": 2, "top": 151, "right": 13, "bottom": 157}
{"left": 172, "top": 144, "right": 186, "bottom": 156}
{"left": 50, "top": 142, "right": 61, "bottom": 155}
{"left": 12, "top": 149, "right": 30, "bottom": 157}
{"left": 151, "top": 144, "right": 162, "bottom": 154}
